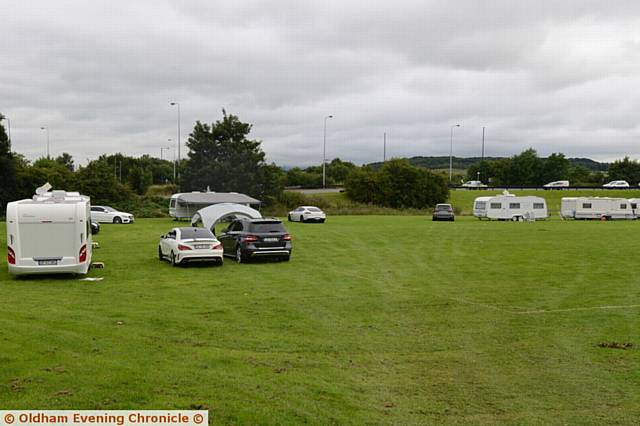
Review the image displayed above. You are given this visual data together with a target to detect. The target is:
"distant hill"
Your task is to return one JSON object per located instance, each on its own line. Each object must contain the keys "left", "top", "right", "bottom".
{"left": 368, "top": 156, "right": 609, "bottom": 171}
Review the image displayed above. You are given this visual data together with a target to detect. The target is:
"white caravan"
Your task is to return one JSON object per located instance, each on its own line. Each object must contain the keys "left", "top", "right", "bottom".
{"left": 473, "top": 191, "right": 548, "bottom": 220}
{"left": 630, "top": 199, "right": 640, "bottom": 216}
{"left": 6, "top": 183, "right": 93, "bottom": 275}
{"left": 560, "top": 197, "right": 635, "bottom": 220}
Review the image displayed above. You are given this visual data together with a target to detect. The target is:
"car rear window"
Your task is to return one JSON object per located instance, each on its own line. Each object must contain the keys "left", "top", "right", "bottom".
{"left": 308, "top": 207, "right": 322, "bottom": 212}
{"left": 249, "top": 221, "right": 286, "bottom": 233}
{"left": 180, "top": 228, "right": 215, "bottom": 239}
{"left": 436, "top": 205, "right": 450, "bottom": 210}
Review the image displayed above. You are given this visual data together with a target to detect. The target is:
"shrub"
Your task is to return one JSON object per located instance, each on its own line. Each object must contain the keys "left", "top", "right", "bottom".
{"left": 345, "top": 159, "right": 448, "bottom": 209}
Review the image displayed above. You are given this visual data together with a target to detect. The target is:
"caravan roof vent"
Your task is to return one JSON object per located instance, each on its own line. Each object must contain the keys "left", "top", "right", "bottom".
{"left": 35, "top": 182, "right": 52, "bottom": 195}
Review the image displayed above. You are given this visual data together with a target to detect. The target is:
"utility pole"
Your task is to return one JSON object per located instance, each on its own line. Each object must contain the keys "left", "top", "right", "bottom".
{"left": 383, "top": 132, "right": 387, "bottom": 162}
{"left": 481, "top": 126, "right": 485, "bottom": 161}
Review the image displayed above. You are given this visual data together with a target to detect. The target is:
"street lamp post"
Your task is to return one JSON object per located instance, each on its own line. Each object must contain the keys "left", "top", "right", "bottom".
{"left": 481, "top": 126, "right": 485, "bottom": 161}
{"left": 322, "top": 115, "right": 333, "bottom": 188}
{"left": 383, "top": 132, "right": 387, "bottom": 162}
{"left": 168, "top": 138, "right": 176, "bottom": 182}
{"left": 40, "top": 126, "right": 50, "bottom": 158}
{"left": 169, "top": 102, "right": 181, "bottom": 181}
{"left": 449, "top": 124, "right": 460, "bottom": 182}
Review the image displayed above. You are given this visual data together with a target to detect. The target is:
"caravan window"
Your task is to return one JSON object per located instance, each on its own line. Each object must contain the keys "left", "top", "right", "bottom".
{"left": 170, "top": 199, "right": 176, "bottom": 208}
{"left": 533, "top": 203, "right": 544, "bottom": 209}
{"left": 475, "top": 201, "right": 486, "bottom": 209}
{"left": 620, "top": 204, "right": 627, "bottom": 209}
{"left": 582, "top": 203, "right": 592, "bottom": 209}
{"left": 509, "top": 203, "right": 520, "bottom": 209}
{"left": 490, "top": 202, "right": 502, "bottom": 209}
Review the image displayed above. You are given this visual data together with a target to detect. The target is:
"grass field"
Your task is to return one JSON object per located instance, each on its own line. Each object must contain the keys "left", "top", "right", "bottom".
{"left": 1, "top": 217, "right": 640, "bottom": 424}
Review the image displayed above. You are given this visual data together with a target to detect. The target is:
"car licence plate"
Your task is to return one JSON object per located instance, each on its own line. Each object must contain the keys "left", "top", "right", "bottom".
{"left": 263, "top": 237, "right": 279, "bottom": 242}
{"left": 38, "top": 260, "right": 58, "bottom": 265}
{"left": 195, "top": 244, "right": 210, "bottom": 249}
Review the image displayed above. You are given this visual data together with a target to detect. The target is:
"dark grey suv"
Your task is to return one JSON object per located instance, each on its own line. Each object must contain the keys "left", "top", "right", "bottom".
{"left": 218, "top": 218, "right": 292, "bottom": 263}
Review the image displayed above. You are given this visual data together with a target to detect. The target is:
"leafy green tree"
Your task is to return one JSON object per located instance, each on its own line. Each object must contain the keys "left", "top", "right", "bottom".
{"left": 16, "top": 157, "right": 75, "bottom": 199}
{"left": 607, "top": 157, "right": 640, "bottom": 184}
{"left": 511, "top": 148, "right": 542, "bottom": 185}
{"left": 540, "top": 153, "right": 570, "bottom": 183}
{"left": 181, "top": 110, "right": 282, "bottom": 200}
{"left": 55, "top": 152, "right": 75, "bottom": 171}
{"left": 346, "top": 159, "right": 448, "bottom": 208}
{"left": 0, "top": 114, "right": 19, "bottom": 211}
{"left": 128, "top": 166, "right": 154, "bottom": 195}
{"left": 285, "top": 167, "right": 322, "bottom": 187}
{"left": 74, "top": 161, "right": 133, "bottom": 205}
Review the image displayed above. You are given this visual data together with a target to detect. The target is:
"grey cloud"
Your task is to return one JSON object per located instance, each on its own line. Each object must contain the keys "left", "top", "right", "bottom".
{"left": 3, "top": 0, "right": 640, "bottom": 166}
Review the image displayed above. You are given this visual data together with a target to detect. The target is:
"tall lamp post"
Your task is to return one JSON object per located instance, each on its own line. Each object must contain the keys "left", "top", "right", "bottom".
{"left": 168, "top": 138, "right": 176, "bottom": 182}
{"left": 40, "top": 126, "right": 50, "bottom": 159}
{"left": 169, "top": 102, "right": 181, "bottom": 181}
{"left": 383, "top": 132, "right": 387, "bottom": 162}
{"left": 322, "top": 115, "right": 333, "bottom": 188}
{"left": 449, "top": 124, "right": 460, "bottom": 182}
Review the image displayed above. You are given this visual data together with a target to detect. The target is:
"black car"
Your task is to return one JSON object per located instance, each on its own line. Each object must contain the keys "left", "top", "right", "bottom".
{"left": 217, "top": 218, "right": 292, "bottom": 263}
{"left": 432, "top": 203, "right": 455, "bottom": 221}
{"left": 91, "top": 221, "right": 100, "bottom": 234}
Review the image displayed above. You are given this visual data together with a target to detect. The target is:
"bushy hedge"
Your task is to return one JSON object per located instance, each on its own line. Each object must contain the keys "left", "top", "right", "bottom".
{"left": 345, "top": 159, "right": 448, "bottom": 209}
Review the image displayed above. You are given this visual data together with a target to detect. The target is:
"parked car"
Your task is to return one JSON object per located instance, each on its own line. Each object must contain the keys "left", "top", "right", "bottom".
{"left": 90, "top": 205, "right": 135, "bottom": 223}
{"left": 91, "top": 222, "right": 100, "bottom": 235}
{"left": 217, "top": 218, "right": 292, "bottom": 263}
{"left": 544, "top": 180, "right": 570, "bottom": 189}
{"left": 158, "top": 227, "right": 223, "bottom": 266}
{"left": 432, "top": 203, "right": 455, "bottom": 221}
{"left": 461, "top": 180, "right": 488, "bottom": 188}
{"left": 603, "top": 180, "right": 630, "bottom": 188}
{"left": 288, "top": 206, "right": 326, "bottom": 223}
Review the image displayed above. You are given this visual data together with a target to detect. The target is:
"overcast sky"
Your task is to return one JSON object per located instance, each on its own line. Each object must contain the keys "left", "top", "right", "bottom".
{"left": 3, "top": 1, "right": 640, "bottom": 166}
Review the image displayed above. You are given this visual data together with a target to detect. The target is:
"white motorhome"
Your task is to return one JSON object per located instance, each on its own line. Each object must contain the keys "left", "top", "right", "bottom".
{"left": 560, "top": 197, "right": 635, "bottom": 220}
{"left": 6, "top": 183, "right": 93, "bottom": 275}
{"left": 473, "top": 191, "right": 548, "bottom": 220}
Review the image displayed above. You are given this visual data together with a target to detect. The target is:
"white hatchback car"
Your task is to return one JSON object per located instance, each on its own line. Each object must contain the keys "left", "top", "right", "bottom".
{"left": 544, "top": 180, "right": 570, "bottom": 189}
{"left": 288, "top": 206, "right": 327, "bottom": 223}
{"left": 461, "top": 180, "right": 488, "bottom": 188}
{"left": 90, "top": 205, "right": 135, "bottom": 223}
{"left": 603, "top": 180, "right": 630, "bottom": 188}
{"left": 158, "top": 227, "right": 223, "bottom": 266}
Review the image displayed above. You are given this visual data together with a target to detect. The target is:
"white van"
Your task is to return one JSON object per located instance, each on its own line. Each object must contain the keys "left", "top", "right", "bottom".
{"left": 561, "top": 197, "right": 635, "bottom": 220}
{"left": 473, "top": 191, "right": 548, "bottom": 221}
{"left": 6, "top": 183, "right": 93, "bottom": 275}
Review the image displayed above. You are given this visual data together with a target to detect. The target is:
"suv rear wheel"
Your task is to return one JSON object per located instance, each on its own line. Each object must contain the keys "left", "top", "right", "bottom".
{"left": 236, "top": 246, "right": 244, "bottom": 264}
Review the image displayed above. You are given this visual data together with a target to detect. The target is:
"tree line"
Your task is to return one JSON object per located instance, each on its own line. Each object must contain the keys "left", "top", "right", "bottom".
{"left": 465, "top": 148, "right": 623, "bottom": 186}
{"left": 2, "top": 111, "right": 640, "bottom": 216}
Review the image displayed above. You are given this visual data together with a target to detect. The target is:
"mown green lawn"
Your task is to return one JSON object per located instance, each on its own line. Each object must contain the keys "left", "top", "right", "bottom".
{"left": 1, "top": 217, "right": 640, "bottom": 425}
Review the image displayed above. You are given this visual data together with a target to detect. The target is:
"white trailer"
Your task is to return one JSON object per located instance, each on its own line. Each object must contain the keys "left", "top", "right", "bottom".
{"left": 630, "top": 198, "right": 640, "bottom": 217}
{"left": 473, "top": 191, "right": 548, "bottom": 220}
{"left": 6, "top": 183, "right": 93, "bottom": 275}
{"left": 560, "top": 197, "right": 634, "bottom": 220}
